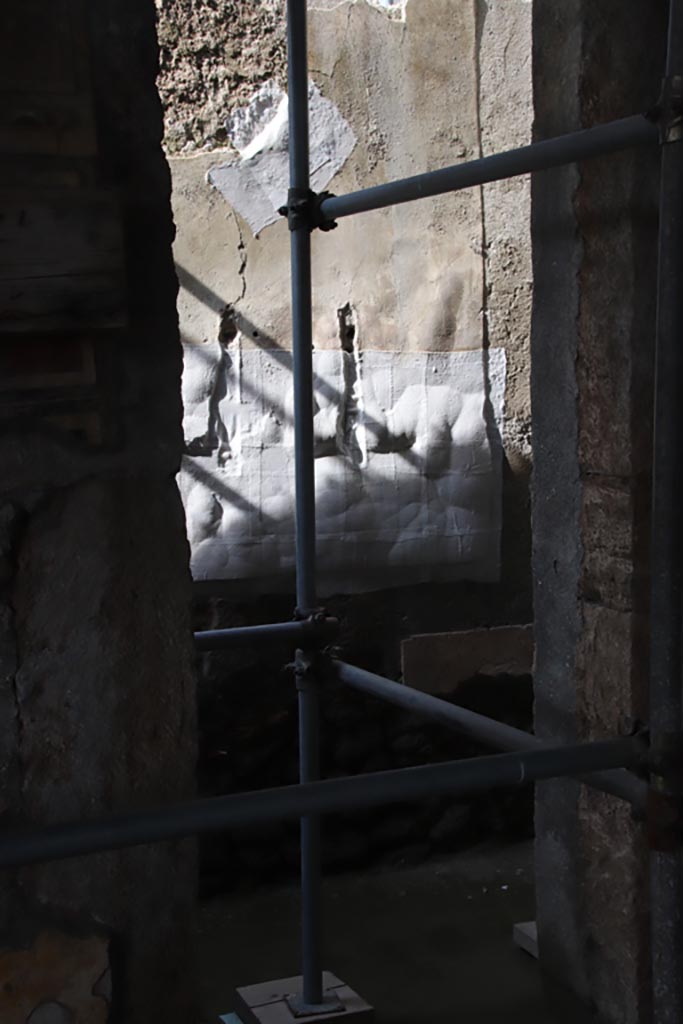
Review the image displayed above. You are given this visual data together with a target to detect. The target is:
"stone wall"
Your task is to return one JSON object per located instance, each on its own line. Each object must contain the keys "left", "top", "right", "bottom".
{"left": 531, "top": 1, "right": 666, "bottom": 1020}
{"left": 0, "top": 1, "right": 197, "bottom": 1020}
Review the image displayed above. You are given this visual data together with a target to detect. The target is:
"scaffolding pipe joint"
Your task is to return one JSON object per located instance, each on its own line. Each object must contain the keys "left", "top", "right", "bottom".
{"left": 295, "top": 649, "right": 316, "bottom": 690}
{"left": 651, "top": 75, "right": 683, "bottom": 142}
{"left": 279, "top": 187, "right": 338, "bottom": 232}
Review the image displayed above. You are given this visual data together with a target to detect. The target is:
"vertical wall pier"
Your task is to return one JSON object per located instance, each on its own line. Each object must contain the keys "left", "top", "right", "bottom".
{"left": 649, "top": 0, "right": 683, "bottom": 1020}
{"left": 0, "top": 1, "right": 676, "bottom": 1018}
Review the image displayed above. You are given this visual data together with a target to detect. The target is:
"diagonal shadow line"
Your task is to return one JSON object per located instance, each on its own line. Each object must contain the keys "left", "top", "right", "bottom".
{"left": 182, "top": 454, "right": 279, "bottom": 530}
{"left": 241, "top": 327, "right": 423, "bottom": 469}
{"left": 176, "top": 262, "right": 432, "bottom": 471}
{"left": 175, "top": 264, "right": 236, "bottom": 319}
{"left": 181, "top": 330, "right": 294, "bottom": 431}
{"left": 185, "top": 332, "right": 425, "bottom": 472}
{"left": 176, "top": 264, "right": 282, "bottom": 349}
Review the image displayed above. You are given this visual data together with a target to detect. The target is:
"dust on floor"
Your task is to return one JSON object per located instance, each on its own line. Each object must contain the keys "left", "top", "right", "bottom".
{"left": 196, "top": 839, "right": 591, "bottom": 1024}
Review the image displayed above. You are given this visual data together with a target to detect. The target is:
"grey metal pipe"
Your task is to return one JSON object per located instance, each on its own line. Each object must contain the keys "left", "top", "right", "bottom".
{"left": 319, "top": 115, "right": 658, "bottom": 223}
{"left": 287, "top": 0, "right": 323, "bottom": 1006}
{"left": 297, "top": 664, "right": 322, "bottom": 1006}
{"left": 330, "top": 660, "right": 648, "bottom": 811}
{"left": 0, "top": 737, "right": 645, "bottom": 871}
{"left": 332, "top": 658, "right": 537, "bottom": 751}
{"left": 194, "top": 617, "right": 337, "bottom": 652}
{"left": 650, "top": 3, "right": 683, "bottom": 1020}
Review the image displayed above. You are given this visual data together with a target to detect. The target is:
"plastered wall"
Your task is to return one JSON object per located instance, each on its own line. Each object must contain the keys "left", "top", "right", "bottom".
{"left": 158, "top": 0, "right": 533, "bottom": 596}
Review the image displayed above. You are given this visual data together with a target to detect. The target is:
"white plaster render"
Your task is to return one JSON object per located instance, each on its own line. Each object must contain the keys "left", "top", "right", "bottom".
{"left": 310, "top": 0, "right": 406, "bottom": 15}
{"left": 180, "top": 344, "right": 505, "bottom": 593}
{"left": 208, "top": 81, "right": 356, "bottom": 235}
{"left": 170, "top": 0, "right": 512, "bottom": 592}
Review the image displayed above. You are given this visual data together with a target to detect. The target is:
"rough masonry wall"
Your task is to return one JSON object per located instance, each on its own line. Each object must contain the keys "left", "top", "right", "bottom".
{"left": 0, "top": 1, "right": 197, "bottom": 1021}
{"left": 531, "top": 1, "right": 666, "bottom": 1020}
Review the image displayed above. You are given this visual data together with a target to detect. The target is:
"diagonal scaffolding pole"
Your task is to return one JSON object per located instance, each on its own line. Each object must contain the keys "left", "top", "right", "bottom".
{"left": 649, "top": 0, "right": 683, "bottom": 1019}
{"left": 287, "top": 0, "right": 324, "bottom": 1009}
{"left": 0, "top": 737, "right": 645, "bottom": 870}
{"left": 329, "top": 660, "right": 648, "bottom": 811}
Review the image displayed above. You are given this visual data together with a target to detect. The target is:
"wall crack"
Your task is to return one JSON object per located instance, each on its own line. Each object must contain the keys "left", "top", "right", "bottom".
{"left": 337, "top": 302, "right": 367, "bottom": 467}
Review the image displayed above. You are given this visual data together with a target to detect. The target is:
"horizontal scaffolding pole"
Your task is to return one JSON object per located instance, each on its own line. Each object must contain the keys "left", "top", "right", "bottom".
{"left": 319, "top": 114, "right": 659, "bottom": 222}
{"left": 194, "top": 616, "right": 338, "bottom": 652}
{"left": 0, "top": 738, "right": 645, "bottom": 870}
{"left": 330, "top": 660, "right": 648, "bottom": 811}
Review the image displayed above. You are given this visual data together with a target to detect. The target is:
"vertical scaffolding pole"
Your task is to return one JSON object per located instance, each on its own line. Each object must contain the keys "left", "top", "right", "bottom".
{"left": 287, "top": 0, "right": 324, "bottom": 1009}
{"left": 650, "top": 1, "right": 683, "bottom": 1020}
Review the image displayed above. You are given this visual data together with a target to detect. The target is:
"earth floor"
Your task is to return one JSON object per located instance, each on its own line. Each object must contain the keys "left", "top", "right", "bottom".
{"left": 196, "top": 839, "right": 593, "bottom": 1024}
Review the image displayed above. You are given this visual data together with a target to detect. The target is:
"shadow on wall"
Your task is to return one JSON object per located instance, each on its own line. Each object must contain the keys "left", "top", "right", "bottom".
{"left": 175, "top": 264, "right": 506, "bottom": 593}
{"left": 176, "top": 264, "right": 423, "bottom": 471}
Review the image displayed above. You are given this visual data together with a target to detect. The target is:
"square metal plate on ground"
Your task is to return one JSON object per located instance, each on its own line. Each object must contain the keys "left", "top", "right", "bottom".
{"left": 230, "top": 972, "right": 374, "bottom": 1024}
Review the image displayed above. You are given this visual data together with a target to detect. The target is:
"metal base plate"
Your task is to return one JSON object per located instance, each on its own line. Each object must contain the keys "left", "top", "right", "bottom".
{"left": 285, "top": 990, "right": 345, "bottom": 1018}
{"left": 231, "top": 972, "right": 374, "bottom": 1024}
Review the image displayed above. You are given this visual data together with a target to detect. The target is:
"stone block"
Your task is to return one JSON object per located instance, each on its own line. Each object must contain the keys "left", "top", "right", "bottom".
{"left": 401, "top": 624, "right": 533, "bottom": 695}
{"left": 577, "top": 602, "right": 641, "bottom": 736}
{"left": 580, "top": 478, "right": 634, "bottom": 611}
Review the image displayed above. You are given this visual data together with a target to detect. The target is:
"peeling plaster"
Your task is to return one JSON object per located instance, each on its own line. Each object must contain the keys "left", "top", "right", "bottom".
{"left": 208, "top": 80, "right": 356, "bottom": 234}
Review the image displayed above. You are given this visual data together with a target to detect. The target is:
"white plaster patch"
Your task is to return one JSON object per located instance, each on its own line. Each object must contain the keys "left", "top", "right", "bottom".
{"left": 309, "top": 0, "right": 407, "bottom": 13}
{"left": 207, "top": 80, "right": 356, "bottom": 235}
{"left": 367, "top": 0, "right": 407, "bottom": 16}
{"left": 224, "top": 80, "right": 289, "bottom": 159}
{"left": 180, "top": 345, "right": 505, "bottom": 594}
